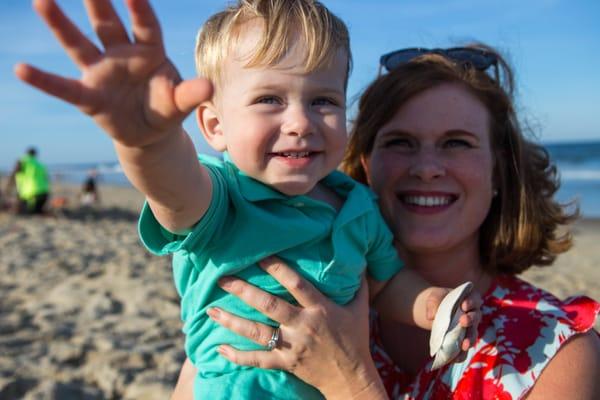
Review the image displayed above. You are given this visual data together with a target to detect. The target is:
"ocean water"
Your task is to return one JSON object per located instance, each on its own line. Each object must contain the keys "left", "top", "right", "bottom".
{"left": 46, "top": 140, "right": 600, "bottom": 217}
{"left": 545, "top": 140, "right": 600, "bottom": 218}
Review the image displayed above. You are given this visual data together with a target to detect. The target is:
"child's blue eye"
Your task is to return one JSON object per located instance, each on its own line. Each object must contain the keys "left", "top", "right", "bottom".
{"left": 256, "top": 96, "right": 280, "bottom": 105}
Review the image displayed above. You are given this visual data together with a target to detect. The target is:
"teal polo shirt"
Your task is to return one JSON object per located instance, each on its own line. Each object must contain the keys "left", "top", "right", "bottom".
{"left": 139, "top": 154, "right": 403, "bottom": 399}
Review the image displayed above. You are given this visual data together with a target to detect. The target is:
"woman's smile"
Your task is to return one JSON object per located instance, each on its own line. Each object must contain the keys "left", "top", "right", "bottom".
{"left": 398, "top": 191, "right": 458, "bottom": 214}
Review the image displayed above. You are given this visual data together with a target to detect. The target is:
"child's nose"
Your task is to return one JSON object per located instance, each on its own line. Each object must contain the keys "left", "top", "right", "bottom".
{"left": 281, "top": 106, "right": 313, "bottom": 138}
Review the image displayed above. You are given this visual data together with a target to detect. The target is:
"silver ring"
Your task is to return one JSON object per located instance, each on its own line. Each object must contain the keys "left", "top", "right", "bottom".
{"left": 267, "top": 327, "right": 280, "bottom": 351}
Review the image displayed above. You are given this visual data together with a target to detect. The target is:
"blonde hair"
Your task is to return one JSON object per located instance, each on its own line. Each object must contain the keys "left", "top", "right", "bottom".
{"left": 195, "top": 0, "right": 351, "bottom": 89}
{"left": 343, "top": 44, "right": 576, "bottom": 274}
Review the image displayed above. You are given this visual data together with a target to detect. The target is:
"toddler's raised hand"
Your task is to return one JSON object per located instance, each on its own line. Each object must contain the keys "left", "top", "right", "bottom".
{"left": 426, "top": 282, "right": 482, "bottom": 370}
{"left": 15, "top": 0, "right": 212, "bottom": 148}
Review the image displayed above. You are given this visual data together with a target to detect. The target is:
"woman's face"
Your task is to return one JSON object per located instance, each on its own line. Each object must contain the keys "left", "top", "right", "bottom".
{"left": 362, "top": 83, "right": 495, "bottom": 256}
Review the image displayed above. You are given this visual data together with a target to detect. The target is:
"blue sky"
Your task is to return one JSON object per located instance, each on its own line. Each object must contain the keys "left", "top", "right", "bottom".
{"left": 1, "top": 0, "right": 599, "bottom": 169}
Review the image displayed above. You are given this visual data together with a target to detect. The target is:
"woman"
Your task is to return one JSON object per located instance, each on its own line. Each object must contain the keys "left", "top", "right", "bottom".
{"left": 172, "top": 45, "right": 600, "bottom": 399}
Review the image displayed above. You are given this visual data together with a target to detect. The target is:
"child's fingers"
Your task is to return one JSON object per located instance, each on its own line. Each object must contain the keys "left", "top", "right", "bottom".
{"left": 458, "top": 310, "right": 481, "bottom": 328}
{"left": 461, "top": 294, "right": 482, "bottom": 312}
{"left": 217, "top": 345, "right": 282, "bottom": 370}
{"left": 14, "top": 64, "right": 96, "bottom": 110}
{"left": 84, "top": 0, "right": 131, "bottom": 48}
{"left": 207, "top": 307, "right": 277, "bottom": 348}
{"left": 33, "top": 0, "right": 101, "bottom": 68}
{"left": 126, "top": 0, "right": 163, "bottom": 47}
{"left": 466, "top": 326, "right": 477, "bottom": 349}
{"left": 460, "top": 338, "right": 472, "bottom": 352}
{"left": 173, "top": 78, "right": 214, "bottom": 116}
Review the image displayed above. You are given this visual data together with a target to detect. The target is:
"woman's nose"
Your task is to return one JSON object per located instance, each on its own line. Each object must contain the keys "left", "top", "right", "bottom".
{"left": 281, "top": 106, "right": 314, "bottom": 138}
{"left": 408, "top": 151, "right": 445, "bottom": 181}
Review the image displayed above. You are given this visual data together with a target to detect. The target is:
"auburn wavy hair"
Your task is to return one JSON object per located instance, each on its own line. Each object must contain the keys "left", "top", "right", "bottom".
{"left": 342, "top": 44, "right": 576, "bottom": 274}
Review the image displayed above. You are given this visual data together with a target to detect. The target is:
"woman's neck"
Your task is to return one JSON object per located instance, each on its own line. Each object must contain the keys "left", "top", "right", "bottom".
{"left": 396, "top": 238, "right": 493, "bottom": 295}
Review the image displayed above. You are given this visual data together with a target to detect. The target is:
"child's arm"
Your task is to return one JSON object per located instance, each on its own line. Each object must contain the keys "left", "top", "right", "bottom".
{"left": 368, "top": 269, "right": 447, "bottom": 329}
{"left": 369, "top": 269, "right": 480, "bottom": 332}
{"left": 15, "top": 0, "right": 213, "bottom": 232}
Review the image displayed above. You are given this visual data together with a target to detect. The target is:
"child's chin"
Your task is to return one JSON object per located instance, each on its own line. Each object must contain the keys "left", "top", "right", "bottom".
{"left": 272, "top": 181, "right": 315, "bottom": 196}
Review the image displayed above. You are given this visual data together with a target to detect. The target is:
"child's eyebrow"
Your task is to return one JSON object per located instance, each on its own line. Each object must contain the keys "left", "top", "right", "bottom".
{"left": 248, "top": 82, "right": 345, "bottom": 96}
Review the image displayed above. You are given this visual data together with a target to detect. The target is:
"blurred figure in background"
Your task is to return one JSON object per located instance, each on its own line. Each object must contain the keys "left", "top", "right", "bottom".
{"left": 5, "top": 147, "right": 51, "bottom": 215}
{"left": 80, "top": 169, "right": 100, "bottom": 206}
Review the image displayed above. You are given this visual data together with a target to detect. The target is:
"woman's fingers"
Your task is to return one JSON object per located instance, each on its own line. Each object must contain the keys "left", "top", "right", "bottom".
{"left": 218, "top": 276, "right": 300, "bottom": 325}
{"left": 126, "top": 0, "right": 163, "bottom": 47}
{"left": 84, "top": 0, "right": 131, "bottom": 48}
{"left": 207, "top": 307, "right": 277, "bottom": 348}
{"left": 258, "top": 256, "right": 326, "bottom": 308}
{"left": 217, "top": 345, "right": 282, "bottom": 370}
{"left": 14, "top": 64, "right": 95, "bottom": 110}
{"left": 33, "top": 0, "right": 101, "bottom": 68}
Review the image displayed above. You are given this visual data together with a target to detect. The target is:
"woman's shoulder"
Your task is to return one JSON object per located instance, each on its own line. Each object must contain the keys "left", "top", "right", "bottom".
{"left": 460, "top": 274, "right": 600, "bottom": 398}
{"left": 485, "top": 274, "right": 600, "bottom": 335}
{"left": 523, "top": 330, "right": 600, "bottom": 399}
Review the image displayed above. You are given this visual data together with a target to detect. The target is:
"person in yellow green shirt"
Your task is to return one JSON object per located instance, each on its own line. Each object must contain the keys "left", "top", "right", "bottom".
{"left": 5, "top": 147, "right": 51, "bottom": 214}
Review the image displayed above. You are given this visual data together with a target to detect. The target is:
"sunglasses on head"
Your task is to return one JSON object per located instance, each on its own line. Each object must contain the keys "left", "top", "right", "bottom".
{"left": 379, "top": 47, "right": 498, "bottom": 73}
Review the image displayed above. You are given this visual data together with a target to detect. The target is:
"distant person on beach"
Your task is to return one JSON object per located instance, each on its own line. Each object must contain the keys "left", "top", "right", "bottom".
{"left": 80, "top": 169, "right": 100, "bottom": 206}
{"left": 5, "top": 147, "right": 51, "bottom": 215}
{"left": 171, "top": 45, "right": 600, "bottom": 399}
{"left": 15, "top": 1, "right": 481, "bottom": 399}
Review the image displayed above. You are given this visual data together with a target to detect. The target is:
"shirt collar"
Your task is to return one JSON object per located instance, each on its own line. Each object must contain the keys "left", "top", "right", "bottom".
{"left": 223, "top": 152, "right": 288, "bottom": 202}
{"left": 223, "top": 152, "right": 376, "bottom": 206}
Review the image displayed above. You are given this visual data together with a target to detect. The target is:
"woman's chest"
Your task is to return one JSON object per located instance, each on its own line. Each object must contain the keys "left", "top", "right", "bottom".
{"left": 379, "top": 319, "right": 430, "bottom": 375}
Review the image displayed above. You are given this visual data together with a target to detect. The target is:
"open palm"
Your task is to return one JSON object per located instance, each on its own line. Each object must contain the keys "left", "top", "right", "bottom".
{"left": 15, "top": 0, "right": 212, "bottom": 148}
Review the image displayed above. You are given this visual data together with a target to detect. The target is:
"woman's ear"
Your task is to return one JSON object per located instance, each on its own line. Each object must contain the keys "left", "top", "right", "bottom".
{"left": 196, "top": 102, "right": 227, "bottom": 152}
{"left": 360, "top": 155, "right": 372, "bottom": 186}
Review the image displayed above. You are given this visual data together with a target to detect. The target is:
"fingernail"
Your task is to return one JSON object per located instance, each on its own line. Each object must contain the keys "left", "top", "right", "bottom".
{"left": 427, "top": 308, "right": 434, "bottom": 320}
{"left": 258, "top": 256, "right": 273, "bottom": 268}
{"left": 207, "top": 307, "right": 220, "bottom": 319}
{"left": 217, "top": 345, "right": 229, "bottom": 357}
{"left": 218, "top": 276, "right": 234, "bottom": 289}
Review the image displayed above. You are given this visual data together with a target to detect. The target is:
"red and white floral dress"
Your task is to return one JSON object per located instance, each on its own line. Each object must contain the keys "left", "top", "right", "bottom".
{"left": 370, "top": 275, "right": 600, "bottom": 400}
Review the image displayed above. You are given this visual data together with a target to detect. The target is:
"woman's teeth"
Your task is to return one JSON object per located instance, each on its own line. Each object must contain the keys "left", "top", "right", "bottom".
{"left": 404, "top": 195, "right": 452, "bottom": 207}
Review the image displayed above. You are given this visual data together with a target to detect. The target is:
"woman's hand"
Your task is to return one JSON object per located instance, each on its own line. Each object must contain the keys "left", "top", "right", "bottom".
{"left": 206, "top": 256, "right": 388, "bottom": 400}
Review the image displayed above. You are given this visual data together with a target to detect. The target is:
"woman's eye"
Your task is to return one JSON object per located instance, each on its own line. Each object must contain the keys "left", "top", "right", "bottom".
{"left": 313, "top": 97, "right": 338, "bottom": 106}
{"left": 385, "top": 138, "right": 413, "bottom": 148}
{"left": 444, "top": 139, "right": 472, "bottom": 148}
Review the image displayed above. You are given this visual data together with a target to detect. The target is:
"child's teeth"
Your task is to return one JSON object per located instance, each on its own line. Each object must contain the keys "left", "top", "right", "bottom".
{"left": 281, "top": 152, "right": 309, "bottom": 158}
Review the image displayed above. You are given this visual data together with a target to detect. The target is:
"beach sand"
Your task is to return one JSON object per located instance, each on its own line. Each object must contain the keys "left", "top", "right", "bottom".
{"left": 1, "top": 182, "right": 598, "bottom": 399}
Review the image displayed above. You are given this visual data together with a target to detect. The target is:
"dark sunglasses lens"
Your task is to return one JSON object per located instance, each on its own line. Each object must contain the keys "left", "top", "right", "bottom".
{"left": 445, "top": 49, "right": 495, "bottom": 70}
{"left": 381, "top": 49, "right": 424, "bottom": 71}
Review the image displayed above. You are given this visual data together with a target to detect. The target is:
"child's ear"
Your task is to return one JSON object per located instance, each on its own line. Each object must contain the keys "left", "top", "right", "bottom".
{"left": 196, "top": 102, "right": 227, "bottom": 152}
{"left": 360, "top": 155, "right": 372, "bottom": 185}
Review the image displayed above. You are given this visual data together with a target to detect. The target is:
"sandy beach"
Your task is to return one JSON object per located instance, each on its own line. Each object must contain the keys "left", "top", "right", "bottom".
{"left": 1, "top": 181, "right": 598, "bottom": 399}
